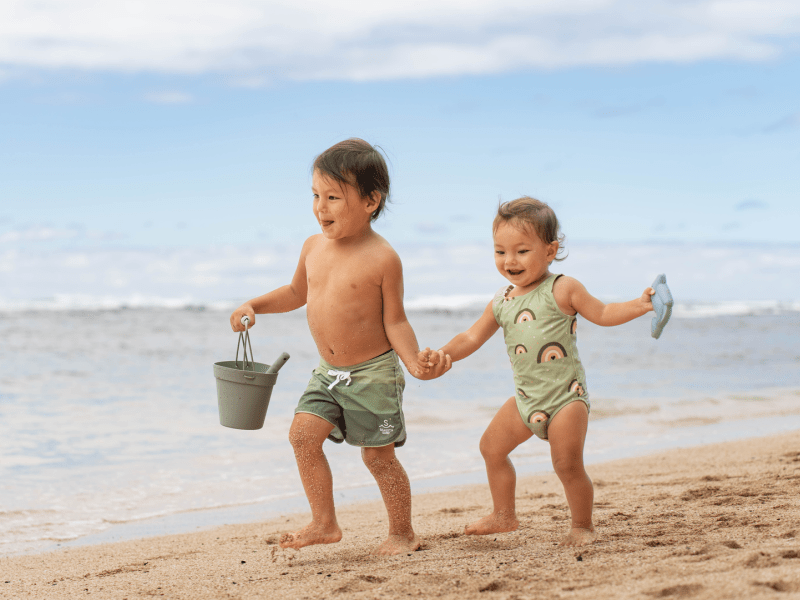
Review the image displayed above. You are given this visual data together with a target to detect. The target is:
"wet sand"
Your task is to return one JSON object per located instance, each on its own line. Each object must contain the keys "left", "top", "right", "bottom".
{"left": 3, "top": 429, "right": 800, "bottom": 600}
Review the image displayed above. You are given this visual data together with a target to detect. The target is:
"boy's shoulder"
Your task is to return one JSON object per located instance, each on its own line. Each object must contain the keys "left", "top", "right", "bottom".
{"left": 370, "top": 231, "right": 399, "bottom": 253}
{"left": 302, "top": 233, "right": 324, "bottom": 245}
{"left": 299, "top": 233, "right": 325, "bottom": 254}
{"left": 362, "top": 233, "right": 402, "bottom": 273}
{"left": 302, "top": 232, "right": 399, "bottom": 265}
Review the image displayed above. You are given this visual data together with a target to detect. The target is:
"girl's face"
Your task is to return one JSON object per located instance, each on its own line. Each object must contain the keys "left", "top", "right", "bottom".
{"left": 493, "top": 221, "right": 558, "bottom": 290}
{"left": 312, "top": 170, "right": 377, "bottom": 240}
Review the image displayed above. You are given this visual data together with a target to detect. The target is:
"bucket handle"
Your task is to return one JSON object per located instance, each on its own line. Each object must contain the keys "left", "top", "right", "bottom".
{"left": 236, "top": 316, "right": 256, "bottom": 372}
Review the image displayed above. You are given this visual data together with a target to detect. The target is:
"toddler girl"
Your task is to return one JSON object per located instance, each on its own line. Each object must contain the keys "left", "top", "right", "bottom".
{"left": 417, "top": 196, "right": 656, "bottom": 547}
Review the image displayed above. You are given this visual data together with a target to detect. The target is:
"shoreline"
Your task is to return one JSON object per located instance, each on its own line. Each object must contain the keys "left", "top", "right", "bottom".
{"left": 15, "top": 408, "right": 800, "bottom": 559}
{"left": 3, "top": 429, "right": 799, "bottom": 599}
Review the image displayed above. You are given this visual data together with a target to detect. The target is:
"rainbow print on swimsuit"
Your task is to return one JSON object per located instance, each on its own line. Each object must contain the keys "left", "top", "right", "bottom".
{"left": 515, "top": 309, "right": 536, "bottom": 324}
{"left": 537, "top": 341, "right": 567, "bottom": 363}
{"left": 568, "top": 379, "right": 585, "bottom": 396}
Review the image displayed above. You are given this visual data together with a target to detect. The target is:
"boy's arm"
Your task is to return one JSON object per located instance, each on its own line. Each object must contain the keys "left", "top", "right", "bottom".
{"left": 553, "top": 276, "right": 654, "bottom": 327}
{"left": 380, "top": 251, "right": 423, "bottom": 375}
{"left": 229, "top": 236, "right": 314, "bottom": 331}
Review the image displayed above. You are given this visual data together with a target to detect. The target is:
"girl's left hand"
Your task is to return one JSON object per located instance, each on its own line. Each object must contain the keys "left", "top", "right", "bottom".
{"left": 641, "top": 287, "right": 656, "bottom": 312}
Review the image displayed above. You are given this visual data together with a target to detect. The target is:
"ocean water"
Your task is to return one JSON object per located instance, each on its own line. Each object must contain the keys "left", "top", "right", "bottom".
{"left": 1, "top": 304, "right": 800, "bottom": 556}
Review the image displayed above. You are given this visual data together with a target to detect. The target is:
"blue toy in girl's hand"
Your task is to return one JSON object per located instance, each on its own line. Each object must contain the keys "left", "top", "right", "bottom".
{"left": 650, "top": 274, "right": 673, "bottom": 339}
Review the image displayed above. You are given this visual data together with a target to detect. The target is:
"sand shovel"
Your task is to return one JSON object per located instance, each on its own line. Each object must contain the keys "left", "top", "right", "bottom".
{"left": 214, "top": 316, "right": 290, "bottom": 430}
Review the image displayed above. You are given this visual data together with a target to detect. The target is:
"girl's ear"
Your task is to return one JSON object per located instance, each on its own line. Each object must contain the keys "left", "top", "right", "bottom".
{"left": 547, "top": 241, "right": 559, "bottom": 263}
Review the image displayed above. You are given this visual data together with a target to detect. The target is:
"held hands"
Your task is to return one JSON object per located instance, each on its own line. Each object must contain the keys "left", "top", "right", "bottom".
{"left": 413, "top": 347, "right": 452, "bottom": 380}
{"left": 230, "top": 304, "right": 256, "bottom": 332}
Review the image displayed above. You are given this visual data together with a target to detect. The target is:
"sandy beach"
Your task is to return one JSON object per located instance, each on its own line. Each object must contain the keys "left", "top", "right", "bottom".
{"left": 2, "top": 429, "right": 799, "bottom": 600}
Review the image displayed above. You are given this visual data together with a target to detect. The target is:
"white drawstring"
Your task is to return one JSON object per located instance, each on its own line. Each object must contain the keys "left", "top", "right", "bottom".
{"left": 327, "top": 370, "right": 352, "bottom": 390}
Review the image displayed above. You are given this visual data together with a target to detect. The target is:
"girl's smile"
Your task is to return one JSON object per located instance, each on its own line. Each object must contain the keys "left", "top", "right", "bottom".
{"left": 493, "top": 221, "right": 559, "bottom": 292}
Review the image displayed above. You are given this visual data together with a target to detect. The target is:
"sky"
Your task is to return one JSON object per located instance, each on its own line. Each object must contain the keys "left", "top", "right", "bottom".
{"left": 1, "top": 0, "right": 799, "bottom": 305}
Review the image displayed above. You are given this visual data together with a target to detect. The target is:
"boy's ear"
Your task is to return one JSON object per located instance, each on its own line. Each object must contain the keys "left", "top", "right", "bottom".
{"left": 364, "top": 190, "right": 381, "bottom": 213}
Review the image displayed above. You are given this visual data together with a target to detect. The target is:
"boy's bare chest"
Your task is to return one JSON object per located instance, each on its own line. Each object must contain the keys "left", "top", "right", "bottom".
{"left": 305, "top": 246, "right": 381, "bottom": 295}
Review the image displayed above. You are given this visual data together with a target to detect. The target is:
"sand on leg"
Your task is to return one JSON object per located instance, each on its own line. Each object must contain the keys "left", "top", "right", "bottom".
{"left": 280, "top": 413, "right": 343, "bottom": 549}
{"left": 548, "top": 400, "right": 597, "bottom": 547}
{"left": 362, "top": 443, "right": 420, "bottom": 556}
{"left": 465, "top": 396, "right": 533, "bottom": 535}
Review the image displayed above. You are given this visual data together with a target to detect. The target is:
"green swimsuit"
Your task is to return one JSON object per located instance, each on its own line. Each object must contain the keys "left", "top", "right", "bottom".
{"left": 492, "top": 273, "right": 590, "bottom": 440}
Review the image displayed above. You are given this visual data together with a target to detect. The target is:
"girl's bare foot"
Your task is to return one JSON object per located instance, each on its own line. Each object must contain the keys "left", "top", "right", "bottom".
{"left": 464, "top": 512, "right": 519, "bottom": 535}
{"left": 372, "top": 533, "right": 420, "bottom": 556}
{"left": 559, "top": 527, "right": 597, "bottom": 547}
{"left": 279, "top": 521, "right": 342, "bottom": 550}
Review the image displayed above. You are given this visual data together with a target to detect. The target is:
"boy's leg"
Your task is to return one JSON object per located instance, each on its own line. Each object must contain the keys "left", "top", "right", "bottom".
{"left": 466, "top": 396, "right": 533, "bottom": 535}
{"left": 280, "top": 412, "right": 342, "bottom": 549}
{"left": 361, "top": 443, "right": 420, "bottom": 556}
{"left": 547, "top": 400, "right": 596, "bottom": 547}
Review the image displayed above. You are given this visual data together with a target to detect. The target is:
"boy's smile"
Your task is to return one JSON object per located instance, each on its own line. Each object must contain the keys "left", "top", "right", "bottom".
{"left": 312, "top": 170, "right": 376, "bottom": 241}
{"left": 493, "top": 221, "right": 558, "bottom": 292}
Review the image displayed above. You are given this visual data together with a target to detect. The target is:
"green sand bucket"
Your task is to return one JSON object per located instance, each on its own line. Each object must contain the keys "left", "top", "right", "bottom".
{"left": 214, "top": 317, "right": 290, "bottom": 430}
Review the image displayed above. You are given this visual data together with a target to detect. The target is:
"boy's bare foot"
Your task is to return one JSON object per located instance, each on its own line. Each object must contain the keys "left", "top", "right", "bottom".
{"left": 372, "top": 533, "right": 420, "bottom": 556}
{"left": 464, "top": 512, "right": 519, "bottom": 535}
{"left": 559, "top": 527, "right": 597, "bottom": 547}
{"left": 279, "top": 522, "right": 342, "bottom": 550}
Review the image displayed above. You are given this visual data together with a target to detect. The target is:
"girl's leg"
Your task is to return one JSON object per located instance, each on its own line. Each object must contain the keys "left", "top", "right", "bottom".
{"left": 547, "top": 401, "right": 596, "bottom": 547}
{"left": 465, "top": 396, "right": 533, "bottom": 535}
{"left": 362, "top": 443, "right": 420, "bottom": 556}
{"left": 280, "top": 412, "right": 343, "bottom": 549}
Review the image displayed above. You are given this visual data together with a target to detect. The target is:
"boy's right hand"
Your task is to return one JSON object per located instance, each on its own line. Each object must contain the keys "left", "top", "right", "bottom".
{"left": 414, "top": 347, "right": 452, "bottom": 380}
{"left": 230, "top": 304, "right": 256, "bottom": 332}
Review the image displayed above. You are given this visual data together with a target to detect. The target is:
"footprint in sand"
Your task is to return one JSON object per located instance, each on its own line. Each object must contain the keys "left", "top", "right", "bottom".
{"left": 649, "top": 583, "right": 703, "bottom": 597}
{"left": 753, "top": 581, "right": 800, "bottom": 593}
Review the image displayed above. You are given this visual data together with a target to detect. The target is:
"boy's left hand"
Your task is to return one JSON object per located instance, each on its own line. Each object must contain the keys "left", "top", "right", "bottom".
{"left": 412, "top": 348, "right": 452, "bottom": 380}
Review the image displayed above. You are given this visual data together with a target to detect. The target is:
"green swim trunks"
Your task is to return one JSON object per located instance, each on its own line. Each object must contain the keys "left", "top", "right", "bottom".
{"left": 295, "top": 350, "right": 407, "bottom": 448}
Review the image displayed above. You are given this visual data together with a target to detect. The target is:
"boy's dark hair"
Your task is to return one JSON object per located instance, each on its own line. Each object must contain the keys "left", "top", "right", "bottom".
{"left": 313, "top": 138, "right": 391, "bottom": 221}
{"left": 493, "top": 196, "right": 567, "bottom": 262}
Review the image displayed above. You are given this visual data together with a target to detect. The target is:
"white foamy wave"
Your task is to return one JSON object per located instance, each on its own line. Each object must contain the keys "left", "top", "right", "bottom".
{"left": 405, "top": 297, "right": 800, "bottom": 317}
{"left": 672, "top": 300, "right": 800, "bottom": 318}
{"left": 2, "top": 294, "right": 799, "bottom": 317}
{"left": 404, "top": 294, "right": 490, "bottom": 311}
{"left": 0, "top": 294, "right": 237, "bottom": 312}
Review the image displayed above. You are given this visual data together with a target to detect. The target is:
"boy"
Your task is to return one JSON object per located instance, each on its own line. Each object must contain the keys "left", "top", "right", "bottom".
{"left": 230, "top": 139, "right": 430, "bottom": 555}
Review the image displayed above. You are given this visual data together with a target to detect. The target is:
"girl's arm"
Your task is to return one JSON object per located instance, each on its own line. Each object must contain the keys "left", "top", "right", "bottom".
{"left": 417, "top": 300, "right": 500, "bottom": 378}
{"left": 440, "top": 301, "right": 501, "bottom": 360}
{"left": 229, "top": 236, "right": 314, "bottom": 331}
{"left": 553, "top": 276, "right": 654, "bottom": 327}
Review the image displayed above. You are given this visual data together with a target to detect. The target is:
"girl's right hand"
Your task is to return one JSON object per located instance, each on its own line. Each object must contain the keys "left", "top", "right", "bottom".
{"left": 419, "top": 347, "right": 437, "bottom": 367}
{"left": 230, "top": 304, "right": 256, "bottom": 332}
{"left": 413, "top": 348, "right": 452, "bottom": 380}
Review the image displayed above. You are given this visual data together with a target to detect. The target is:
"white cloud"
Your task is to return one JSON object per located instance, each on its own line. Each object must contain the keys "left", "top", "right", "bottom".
{"left": 1, "top": 1, "right": 798, "bottom": 81}
{"left": 0, "top": 227, "right": 79, "bottom": 243}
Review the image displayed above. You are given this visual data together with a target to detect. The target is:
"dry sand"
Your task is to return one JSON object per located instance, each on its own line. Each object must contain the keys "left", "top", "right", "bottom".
{"left": 3, "top": 430, "right": 800, "bottom": 600}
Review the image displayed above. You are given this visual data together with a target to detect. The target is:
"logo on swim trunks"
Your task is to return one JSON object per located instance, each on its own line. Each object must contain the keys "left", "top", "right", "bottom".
{"left": 379, "top": 419, "right": 395, "bottom": 435}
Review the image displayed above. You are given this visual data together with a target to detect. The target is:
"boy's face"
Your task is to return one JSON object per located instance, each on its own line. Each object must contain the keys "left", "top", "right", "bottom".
{"left": 493, "top": 221, "right": 558, "bottom": 288}
{"left": 312, "top": 170, "right": 377, "bottom": 240}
